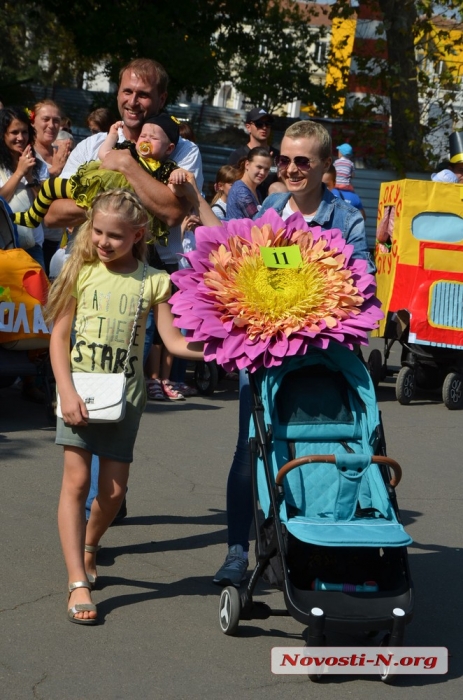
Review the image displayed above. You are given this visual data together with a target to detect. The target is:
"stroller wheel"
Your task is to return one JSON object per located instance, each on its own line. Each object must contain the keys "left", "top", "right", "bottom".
{"left": 194, "top": 361, "right": 219, "bottom": 395}
{"left": 442, "top": 372, "right": 463, "bottom": 410}
{"left": 378, "top": 633, "right": 399, "bottom": 684}
{"left": 395, "top": 366, "right": 415, "bottom": 405}
{"left": 367, "top": 349, "right": 383, "bottom": 389}
{"left": 219, "top": 586, "right": 241, "bottom": 635}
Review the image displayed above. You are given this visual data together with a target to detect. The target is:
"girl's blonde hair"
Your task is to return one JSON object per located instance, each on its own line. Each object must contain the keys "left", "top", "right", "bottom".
{"left": 211, "top": 164, "right": 238, "bottom": 205}
{"left": 45, "top": 189, "right": 149, "bottom": 323}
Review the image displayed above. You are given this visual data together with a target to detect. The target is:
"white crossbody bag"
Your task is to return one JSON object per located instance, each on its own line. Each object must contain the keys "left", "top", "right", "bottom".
{"left": 57, "top": 264, "right": 147, "bottom": 423}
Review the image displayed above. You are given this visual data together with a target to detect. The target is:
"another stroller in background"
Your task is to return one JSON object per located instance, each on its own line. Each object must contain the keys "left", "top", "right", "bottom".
{"left": 0, "top": 197, "right": 54, "bottom": 421}
{"left": 218, "top": 343, "right": 413, "bottom": 684}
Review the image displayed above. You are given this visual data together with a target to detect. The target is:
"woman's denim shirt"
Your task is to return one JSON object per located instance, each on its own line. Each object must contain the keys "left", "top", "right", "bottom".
{"left": 256, "top": 186, "right": 375, "bottom": 274}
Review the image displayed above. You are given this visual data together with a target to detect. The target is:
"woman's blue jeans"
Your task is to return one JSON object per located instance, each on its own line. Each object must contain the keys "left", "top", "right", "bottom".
{"left": 226, "top": 369, "right": 253, "bottom": 551}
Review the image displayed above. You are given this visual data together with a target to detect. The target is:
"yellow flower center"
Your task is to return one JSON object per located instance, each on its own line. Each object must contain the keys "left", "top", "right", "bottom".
{"left": 235, "top": 256, "right": 327, "bottom": 322}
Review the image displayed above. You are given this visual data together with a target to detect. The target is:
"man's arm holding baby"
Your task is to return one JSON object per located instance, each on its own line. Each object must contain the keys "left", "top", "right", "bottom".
{"left": 44, "top": 143, "right": 190, "bottom": 229}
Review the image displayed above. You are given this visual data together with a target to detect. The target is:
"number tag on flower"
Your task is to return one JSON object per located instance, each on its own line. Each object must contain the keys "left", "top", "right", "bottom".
{"left": 260, "top": 245, "right": 302, "bottom": 269}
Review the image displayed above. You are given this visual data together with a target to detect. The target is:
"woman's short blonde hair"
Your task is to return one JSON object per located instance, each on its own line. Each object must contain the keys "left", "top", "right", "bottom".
{"left": 284, "top": 121, "right": 332, "bottom": 160}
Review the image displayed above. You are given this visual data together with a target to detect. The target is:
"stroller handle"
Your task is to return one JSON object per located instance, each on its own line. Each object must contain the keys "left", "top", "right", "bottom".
{"left": 275, "top": 455, "right": 402, "bottom": 488}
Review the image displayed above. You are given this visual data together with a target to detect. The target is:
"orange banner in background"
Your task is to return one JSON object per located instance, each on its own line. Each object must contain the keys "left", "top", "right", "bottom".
{"left": 0, "top": 248, "right": 50, "bottom": 348}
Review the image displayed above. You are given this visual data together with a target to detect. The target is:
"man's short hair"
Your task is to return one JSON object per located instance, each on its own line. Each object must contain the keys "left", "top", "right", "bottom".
{"left": 284, "top": 121, "right": 332, "bottom": 160}
{"left": 119, "top": 58, "right": 169, "bottom": 95}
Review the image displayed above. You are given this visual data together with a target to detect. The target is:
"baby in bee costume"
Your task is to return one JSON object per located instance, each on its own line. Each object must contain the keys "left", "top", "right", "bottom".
{"left": 12, "top": 113, "right": 180, "bottom": 244}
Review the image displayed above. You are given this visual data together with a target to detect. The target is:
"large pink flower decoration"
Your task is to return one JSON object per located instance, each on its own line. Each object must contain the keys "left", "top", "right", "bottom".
{"left": 170, "top": 209, "right": 383, "bottom": 372}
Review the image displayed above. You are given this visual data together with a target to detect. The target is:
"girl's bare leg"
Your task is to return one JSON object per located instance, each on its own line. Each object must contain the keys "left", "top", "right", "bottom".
{"left": 84, "top": 459, "right": 130, "bottom": 577}
{"left": 58, "top": 446, "right": 96, "bottom": 621}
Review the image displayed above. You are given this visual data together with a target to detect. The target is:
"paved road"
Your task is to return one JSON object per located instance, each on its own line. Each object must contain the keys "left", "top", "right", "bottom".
{"left": 1, "top": 345, "right": 462, "bottom": 699}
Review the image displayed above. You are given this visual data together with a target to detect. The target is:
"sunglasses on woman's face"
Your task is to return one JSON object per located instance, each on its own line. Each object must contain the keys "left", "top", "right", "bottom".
{"left": 275, "top": 155, "right": 320, "bottom": 171}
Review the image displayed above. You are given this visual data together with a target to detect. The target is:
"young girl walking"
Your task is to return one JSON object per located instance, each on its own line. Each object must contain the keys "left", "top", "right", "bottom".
{"left": 46, "top": 188, "right": 203, "bottom": 625}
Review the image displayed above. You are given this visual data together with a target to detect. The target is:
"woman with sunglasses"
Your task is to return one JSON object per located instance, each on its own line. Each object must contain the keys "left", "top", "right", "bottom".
{"left": 226, "top": 146, "right": 272, "bottom": 220}
{"left": 213, "top": 120, "right": 375, "bottom": 588}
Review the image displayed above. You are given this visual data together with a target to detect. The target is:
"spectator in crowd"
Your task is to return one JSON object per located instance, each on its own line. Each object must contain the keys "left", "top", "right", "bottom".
{"left": 87, "top": 107, "right": 115, "bottom": 134}
{"left": 60, "top": 116, "right": 73, "bottom": 135}
{"left": 226, "top": 147, "right": 272, "bottom": 220}
{"left": 334, "top": 142, "right": 355, "bottom": 191}
{"left": 447, "top": 131, "right": 463, "bottom": 184}
{"left": 210, "top": 164, "right": 238, "bottom": 220}
{"left": 323, "top": 164, "right": 366, "bottom": 219}
{"left": 228, "top": 107, "right": 279, "bottom": 198}
{"left": 0, "top": 106, "right": 49, "bottom": 402}
{"left": 0, "top": 107, "right": 48, "bottom": 268}
{"left": 178, "top": 121, "right": 196, "bottom": 143}
{"left": 31, "top": 100, "right": 72, "bottom": 273}
{"left": 431, "top": 169, "right": 459, "bottom": 184}
{"left": 267, "top": 176, "right": 287, "bottom": 195}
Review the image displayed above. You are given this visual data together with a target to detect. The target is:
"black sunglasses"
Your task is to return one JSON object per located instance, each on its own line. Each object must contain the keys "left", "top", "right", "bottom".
{"left": 252, "top": 120, "right": 272, "bottom": 128}
{"left": 275, "top": 155, "right": 320, "bottom": 171}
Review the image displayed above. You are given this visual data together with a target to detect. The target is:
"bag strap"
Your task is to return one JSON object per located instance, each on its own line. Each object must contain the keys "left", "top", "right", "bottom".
{"left": 122, "top": 263, "right": 148, "bottom": 374}
{"left": 213, "top": 202, "right": 226, "bottom": 216}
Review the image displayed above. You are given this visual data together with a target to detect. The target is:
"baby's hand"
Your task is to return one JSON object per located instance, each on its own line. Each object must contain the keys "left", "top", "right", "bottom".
{"left": 109, "top": 120, "right": 124, "bottom": 134}
{"left": 169, "top": 168, "right": 200, "bottom": 203}
{"left": 169, "top": 168, "right": 193, "bottom": 186}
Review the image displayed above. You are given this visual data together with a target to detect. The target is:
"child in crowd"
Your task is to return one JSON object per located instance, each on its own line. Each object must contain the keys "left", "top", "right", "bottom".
{"left": 46, "top": 189, "right": 203, "bottom": 625}
{"left": 334, "top": 142, "right": 355, "bottom": 191}
{"left": 143, "top": 209, "right": 201, "bottom": 402}
{"left": 12, "top": 113, "right": 181, "bottom": 243}
{"left": 87, "top": 107, "right": 115, "bottom": 135}
{"left": 322, "top": 164, "right": 365, "bottom": 219}
{"left": 210, "top": 165, "right": 238, "bottom": 220}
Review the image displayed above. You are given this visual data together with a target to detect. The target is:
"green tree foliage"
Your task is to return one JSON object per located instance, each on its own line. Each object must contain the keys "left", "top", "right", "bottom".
{"left": 216, "top": 1, "right": 329, "bottom": 112}
{"left": 42, "top": 0, "right": 328, "bottom": 108}
{"left": 46, "top": 0, "right": 225, "bottom": 101}
{"left": 0, "top": 1, "right": 96, "bottom": 104}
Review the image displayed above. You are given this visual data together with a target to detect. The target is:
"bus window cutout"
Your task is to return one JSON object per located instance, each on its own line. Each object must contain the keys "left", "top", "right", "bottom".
{"left": 411, "top": 212, "right": 463, "bottom": 243}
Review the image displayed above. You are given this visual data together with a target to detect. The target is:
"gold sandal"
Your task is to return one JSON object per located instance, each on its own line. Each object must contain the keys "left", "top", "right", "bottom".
{"left": 67, "top": 580, "right": 97, "bottom": 625}
{"left": 84, "top": 544, "right": 101, "bottom": 587}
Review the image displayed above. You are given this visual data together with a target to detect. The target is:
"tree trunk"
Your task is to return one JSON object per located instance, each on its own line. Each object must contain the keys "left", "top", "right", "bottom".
{"left": 376, "top": 0, "right": 426, "bottom": 172}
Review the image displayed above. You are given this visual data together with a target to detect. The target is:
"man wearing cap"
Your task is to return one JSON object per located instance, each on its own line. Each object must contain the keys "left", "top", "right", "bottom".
{"left": 334, "top": 142, "right": 355, "bottom": 192}
{"left": 448, "top": 132, "right": 463, "bottom": 183}
{"left": 228, "top": 107, "right": 280, "bottom": 198}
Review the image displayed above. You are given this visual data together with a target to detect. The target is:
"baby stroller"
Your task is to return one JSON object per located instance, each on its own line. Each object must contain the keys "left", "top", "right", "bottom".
{"left": 218, "top": 342, "right": 413, "bottom": 683}
{"left": 0, "top": 197, "right": 54, "bottom": 421}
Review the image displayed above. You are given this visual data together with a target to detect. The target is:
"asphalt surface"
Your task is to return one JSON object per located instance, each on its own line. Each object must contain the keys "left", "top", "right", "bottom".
{"left": 1, "top": 343, "right": 462, "bottom": 700}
